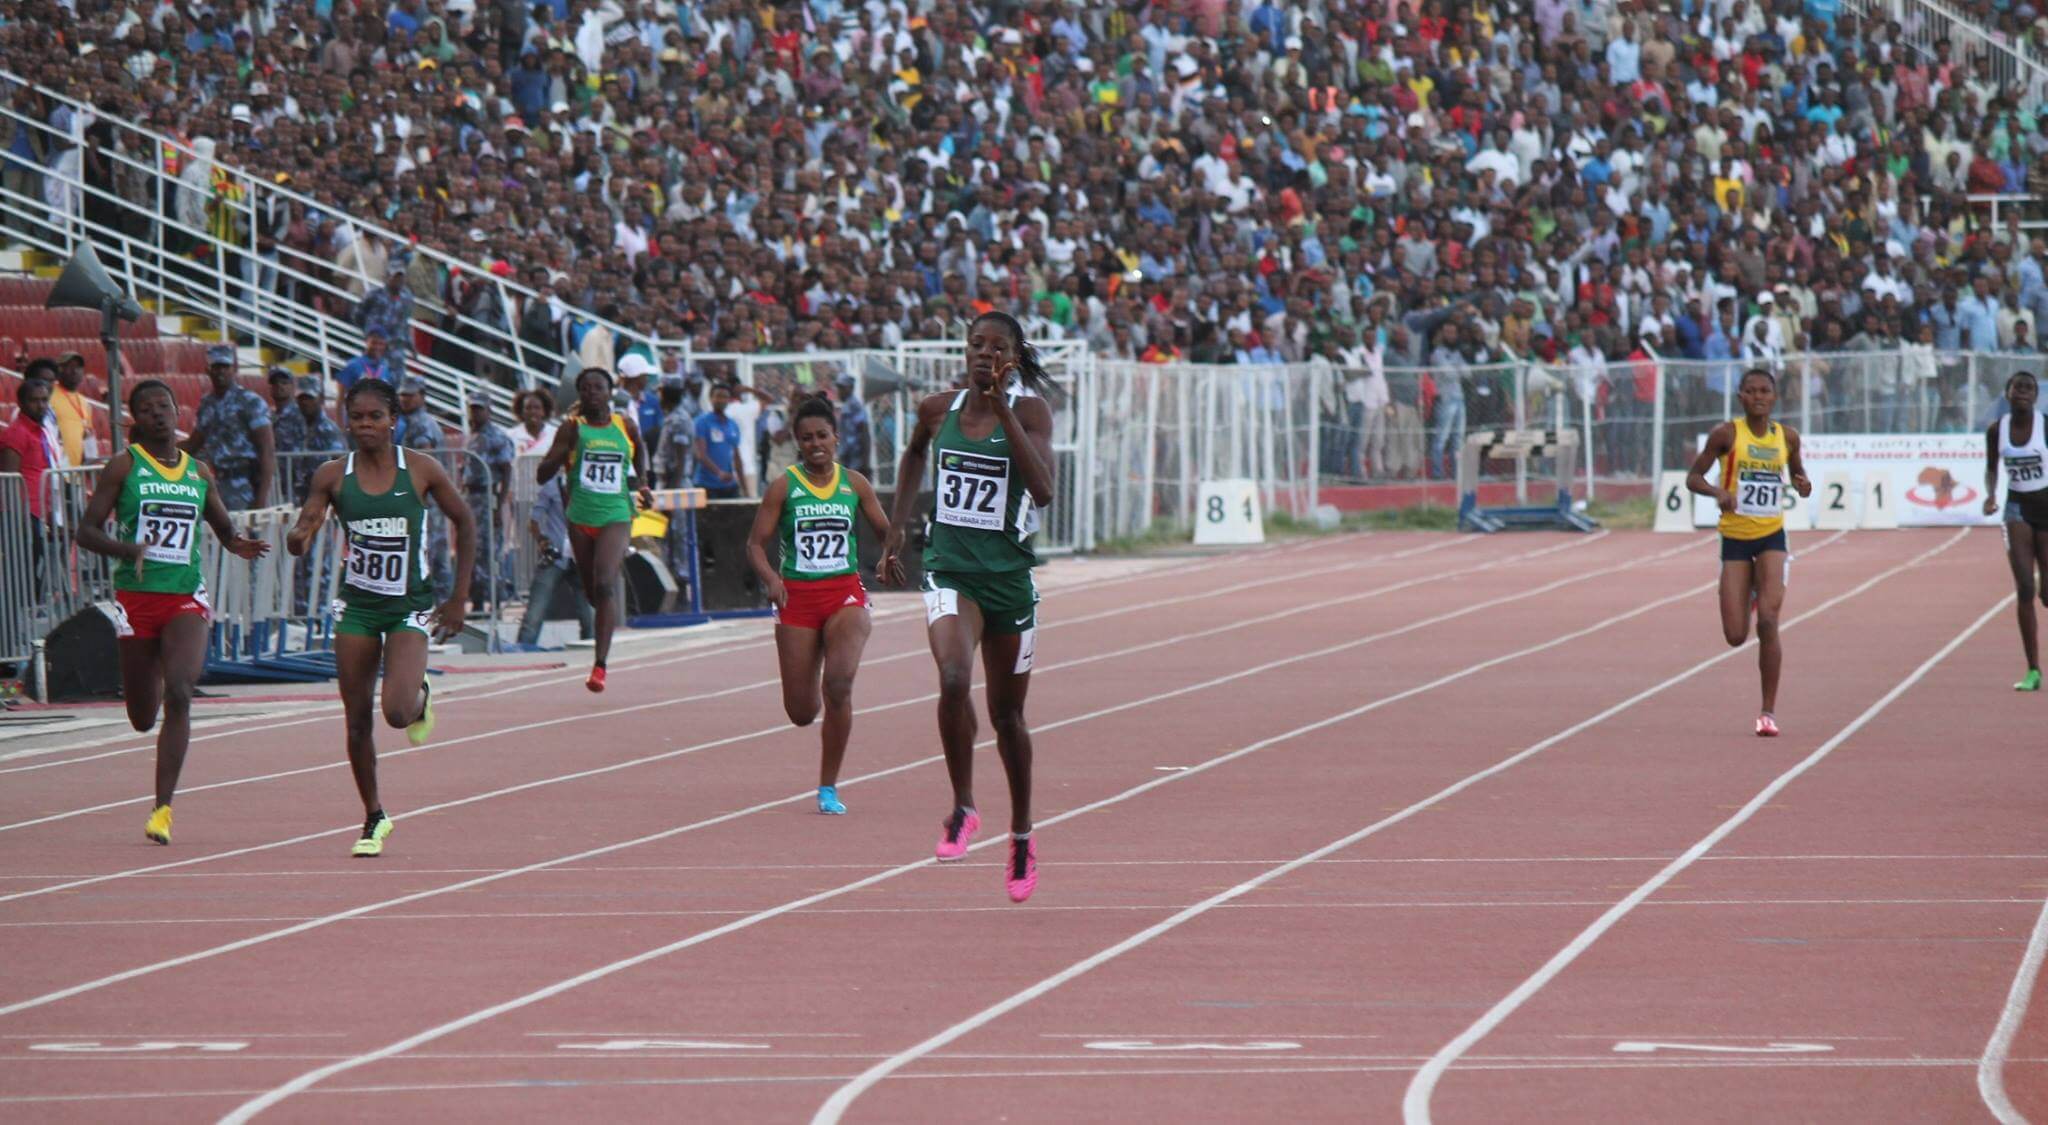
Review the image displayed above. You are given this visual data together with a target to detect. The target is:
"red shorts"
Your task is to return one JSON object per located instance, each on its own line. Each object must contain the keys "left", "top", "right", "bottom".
{"left": 111, "top": 588, "right": 211, "bottom": 640}
{"left": 774, "top": 574, "right": 868, "bottom": 630}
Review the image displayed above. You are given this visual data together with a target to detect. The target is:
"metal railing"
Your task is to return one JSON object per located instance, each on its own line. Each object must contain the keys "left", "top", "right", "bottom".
{"left": 1846, "top": 0, "right": 2048, "bottom": 108}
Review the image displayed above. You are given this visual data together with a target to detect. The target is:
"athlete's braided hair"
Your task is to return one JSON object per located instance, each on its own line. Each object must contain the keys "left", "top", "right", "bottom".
{"left": 346, "top": 377, "right": 401, "bottom": 415}
{"left": 794, "top": 394, "right": 838, "bottom": 432}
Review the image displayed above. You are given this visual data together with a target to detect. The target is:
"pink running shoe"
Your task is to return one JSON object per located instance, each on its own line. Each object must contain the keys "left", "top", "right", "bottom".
{"left": 1005, "top": 836, "right": 1038, "bottom": 903}
{"left": 935, "top": 808, "right": 980, "bottom": 861}
{"left": 1755, "top": 713, "right": 1780, "bottom": 737}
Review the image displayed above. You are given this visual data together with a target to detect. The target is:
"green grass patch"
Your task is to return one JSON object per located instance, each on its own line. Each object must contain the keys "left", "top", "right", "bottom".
{"left": 1583, "top": 495, "right": 1653, "bottom": 530}
{"left": 1089, "top": 520, "right": 1195, "bottom": 555}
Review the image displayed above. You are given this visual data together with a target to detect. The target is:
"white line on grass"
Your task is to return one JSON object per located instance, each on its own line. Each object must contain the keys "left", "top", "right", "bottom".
{"left": 805, "top": 529, "right": 1955, "bottom": 1124}
{"left": 212, "top": 536, "right": 1738, "bottom": 1123}
{"left": 1401, "top": 583, "right": 2005, "bottom": 1125}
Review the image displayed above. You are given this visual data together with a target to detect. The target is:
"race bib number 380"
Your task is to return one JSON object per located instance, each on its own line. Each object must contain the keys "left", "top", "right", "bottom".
{"left": 794, "top": 515, "right": 852, "bottom": 574}
{"left": 935, "top": 449, "right": 1009, "bottom": 531}
{"left": 137, "top": 500, "right": 199, "bottom": 565}
{"left": 345, "top": 533, "right": 410, "bottom": 596}
{"left": 580, "top": 450, "right": 626, "bottom": 494}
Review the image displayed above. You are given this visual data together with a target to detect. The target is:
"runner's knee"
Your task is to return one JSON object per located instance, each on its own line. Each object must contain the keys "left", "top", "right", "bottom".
{"left": 821, "top": 671, "right": 855, "bottom": 709}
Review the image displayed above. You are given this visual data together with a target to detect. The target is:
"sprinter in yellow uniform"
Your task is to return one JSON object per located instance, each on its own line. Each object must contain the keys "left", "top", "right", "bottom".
{"left": 1687, "top": 368, "right": 1811, "bottom": 737}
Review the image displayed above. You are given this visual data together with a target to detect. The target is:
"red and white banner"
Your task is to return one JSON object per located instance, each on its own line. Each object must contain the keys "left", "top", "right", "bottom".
{"left": 1694, "top": 432, "right": 1996, "bottom": 527}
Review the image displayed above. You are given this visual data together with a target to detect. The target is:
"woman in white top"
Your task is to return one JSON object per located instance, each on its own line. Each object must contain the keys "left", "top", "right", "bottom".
{"left": 1983, "top": 370, "right": 2048, "bottom": 691}
{"left": 510, "top": 390, "right": 558, "bottom": 456}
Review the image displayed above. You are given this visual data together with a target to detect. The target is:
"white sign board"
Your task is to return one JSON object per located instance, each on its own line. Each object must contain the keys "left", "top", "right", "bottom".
{"left": 1194, "top": 479, "right": 1264, "bottom": 545}
{"left": 1692, "top": 432, "right": 1996, "bottom": 527}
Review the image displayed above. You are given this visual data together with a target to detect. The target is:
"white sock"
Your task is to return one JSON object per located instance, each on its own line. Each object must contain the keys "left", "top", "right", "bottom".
{"left": 1012, "top": 831, "right": 1032, "bottom": 842}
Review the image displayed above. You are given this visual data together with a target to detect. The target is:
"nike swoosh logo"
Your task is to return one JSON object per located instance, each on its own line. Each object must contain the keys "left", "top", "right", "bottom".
{"left": 991, "top": 435, "right": 1006, "bottom": 443}
{"left": 391, "top": 490, "right": 408, "bottom": 496}
{"left": 1014, "top": 615, "right": 1031, "bottom": 625}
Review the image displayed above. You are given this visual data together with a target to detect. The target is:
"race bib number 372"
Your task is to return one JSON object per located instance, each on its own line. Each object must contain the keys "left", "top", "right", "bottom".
{"left": 935, "top": 449, "right": 1009, "bottom": 532}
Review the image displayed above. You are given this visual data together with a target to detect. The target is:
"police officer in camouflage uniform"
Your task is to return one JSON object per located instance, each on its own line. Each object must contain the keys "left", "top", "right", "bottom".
{"left": 272, "top": 374, "right": 345, "bottom": 503}
{"left": 181, "top": 344, "right": 275, "bottom": 508}
{"left": 462, "top": 396, "right": 517, "bottom": 607}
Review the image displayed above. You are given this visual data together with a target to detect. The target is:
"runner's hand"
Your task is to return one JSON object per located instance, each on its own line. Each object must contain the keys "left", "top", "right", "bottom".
{"left": 637, "top": 485, "right": 654, "bottom": 510}
{"left": 764, "top": 576, "right": 787, "bottom": 610}
{"left": 226, "top": 535, "right": 271, "bottom": 560}
{"left": 429, "top": 597, "right": 465, "bottom": 643}
{"left": 1791, "top": 473, "right": 1811, "bottom": 497}
{"left": 1985, "top": 495, "right": 2001, "bottom": 517}
{"left": 878, "top": 549, "right": 906, "bottom": 588}
{"left": 1716, "top": 489, "right": 1736, "bottom": 514}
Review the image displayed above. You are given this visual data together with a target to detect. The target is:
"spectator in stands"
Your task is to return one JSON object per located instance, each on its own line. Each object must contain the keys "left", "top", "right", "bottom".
{"left": 394, "top": 378, "right": 443, "bottom": 453}
{"left": 271, "top": 375, "right": 344, "bottom": 505}
{"left": 20, "top": 357, "right": 65, "bottom": 468}
{"left": 353, "top": 261, "right": 415, "bottom": 364}
{"left": 336, "top": 330, "right": 399, "bottom": 395}
{"left": 833, "top": 373, "right": 872, "bottom": 480}
{"left": 693, "top": 381, "right": 746, "bottom": 501}
{"left": 615, "top": 353, "right": 662, "bottom": 441}
{"left": 655, "top": 376, "right": 696, "bottom": 489}
{"left": 264, "top": 366, "right": 296, "bottom": 422}
{"left": 510, "top": 389, "right": 557, "bottom": 457}
{"left": 181, "top": 345, "right": 273, "bottom": 509}
{"left": 0, "top": 377, "right": 56, "bottom": 537}
{"left": 462, "top": 397, "right": 517, "bottom": 609}
{"left": 47, "top": 350, "right": 93, "bottom": 466}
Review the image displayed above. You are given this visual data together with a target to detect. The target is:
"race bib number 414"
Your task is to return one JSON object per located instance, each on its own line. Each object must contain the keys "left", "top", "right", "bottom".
{"left": 580, "top": 450, "right": 626, "bottom": 494}
{"left": 935, "top": 449, "right": 1009, "bottom": 532}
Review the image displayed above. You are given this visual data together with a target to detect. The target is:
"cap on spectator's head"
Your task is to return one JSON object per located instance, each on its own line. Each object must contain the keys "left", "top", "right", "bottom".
{"left": 1285, "top": 35, "right": 1304, "bottom": 50}
{"left": 834, "top": 372, "right": 857, "bottom": 389}
{"left": 1075, "top": 57, "right": 1094, "bottom": 74}
{"left": 56, "top": 350, "right": 83, "bottom": 365}
{"left": 400, "top": 377, "right": 427, "bottom": 395}
{"left": 267, "top": 365, "right": 294, "bottom": 384}
{"left": 295, "top": 376, "right": 325, "bottom": 398}
{"left": 617, "top": 354, "right": 655, "bottom": 380}
{"left": 550, "top": 100, "right": 570, "bottom": 115}
{"left": 387, "top": 259, "right": 408, "bottom": 276}
{"left": 249, "top": 81, "right": 269, "bottom": 97}
{"left": 1886, "top": 240, "right": 1906, "bottom": 259}
{"left": 1175, "top": 56, "right": 1199, "bottom": 78}
{"left": 466, "top": 396, "right": 490, "bottom": 413}
{"left": 1001, "top": 28, "right": 1023, "bottom": 45}
{"left": 659, "top": 374, "right": 685, "bottom": 390}
{"left": 206, "top": 344, "right": 236, "bottom": 367}
{"left": 418, "top": 58, "right": 438, "bottom": 70}
{"left": 230, "top": 104, "right": 252, "bottom": 123}
{"left": 505, "top": 117, "right": 528, "bottom": 134}
{"left": 1757, "top": 291, "right": 1775, "bottom": 305}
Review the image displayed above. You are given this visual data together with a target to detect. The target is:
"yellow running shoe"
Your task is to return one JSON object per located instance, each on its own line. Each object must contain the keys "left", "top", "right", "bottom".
{"left": 350, "top": 810, "right": 392, "bottom": 858}
{"left": 405, "top": 680, "right": 435, "bottom": 746}
{"left": 144, "top": 804, "right": 172, "bottom": 845}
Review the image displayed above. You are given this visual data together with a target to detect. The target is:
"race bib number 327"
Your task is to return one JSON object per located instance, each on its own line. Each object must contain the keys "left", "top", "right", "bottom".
{"left": 137, "top": 500, "right": 198, "bottom": 564}
{"left": 935, "top": 449, "right": 1009, "bottom": 532}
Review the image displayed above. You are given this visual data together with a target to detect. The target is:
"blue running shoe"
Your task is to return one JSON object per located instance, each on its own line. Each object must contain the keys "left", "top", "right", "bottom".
{"left": 817, "top": 786, "right": 847, "bottom": 815}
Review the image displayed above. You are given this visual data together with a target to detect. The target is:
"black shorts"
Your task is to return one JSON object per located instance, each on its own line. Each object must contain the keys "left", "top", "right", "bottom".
{"left": 1721, "top": 528, "right": 1788, "bottom": 562}
{"left": 2011, "top": 490, "right": 2048, "bottom": 533}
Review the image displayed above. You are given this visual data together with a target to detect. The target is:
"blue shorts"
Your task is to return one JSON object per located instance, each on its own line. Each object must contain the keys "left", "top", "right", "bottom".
{"left": 1721, "top": 528, "right": 1788, "bottom": 563}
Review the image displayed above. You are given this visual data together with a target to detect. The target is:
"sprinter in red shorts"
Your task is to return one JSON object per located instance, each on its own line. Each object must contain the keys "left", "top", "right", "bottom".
{"left": 747, "top": 394, "right": 892, "bottom": 815}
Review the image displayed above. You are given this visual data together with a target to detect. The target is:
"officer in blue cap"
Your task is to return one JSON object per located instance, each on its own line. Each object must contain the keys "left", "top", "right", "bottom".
{"left": 180, "top": 344, "right": 275, "bottom": 508}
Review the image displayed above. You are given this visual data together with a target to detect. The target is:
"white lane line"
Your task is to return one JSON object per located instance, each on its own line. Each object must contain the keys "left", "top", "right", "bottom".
{"left": 0, "top": 537, "right": 1570, "bottom": 905}
{"left": 212, "top": 537, "right": 1727, "bottom": 1123}
{"left": 1979, "top": 890, "right": 2048, "bottom": 1124}
{"left": 0, "top": 537, "right": 1466, "bottom": 830}
{"left": 1402, "top": 584, "right": 2005, "bottom": 1125}
{"left": 805, "top": 528, "right": 1954, "bottom": 1124}
{"left": 8, "top": 851, "right": 2035, "bottom": 882}
{"left": 3, "top": 535, "right": 1653, "bottom": 1014}
{"left": 0, "top": 539, "right": 1346, "bottom": 770}
{"left": 6, "top": 897, "right": 2033, "bottom": 929}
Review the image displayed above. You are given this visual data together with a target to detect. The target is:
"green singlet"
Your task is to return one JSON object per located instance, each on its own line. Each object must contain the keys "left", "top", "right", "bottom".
{"left": 779, "top": 463, "right": 860, "bottom": 580}
{"left": 566, "top": 412, "right": 637, "bottom": 527}
{"left": 114, "top": 445, "right": 208, "bottom": 595}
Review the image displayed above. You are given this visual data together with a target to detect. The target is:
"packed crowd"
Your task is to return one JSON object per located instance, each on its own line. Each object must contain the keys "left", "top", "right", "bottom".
{"left": 6, "top": 0, "right": 2048, "bottom": 482}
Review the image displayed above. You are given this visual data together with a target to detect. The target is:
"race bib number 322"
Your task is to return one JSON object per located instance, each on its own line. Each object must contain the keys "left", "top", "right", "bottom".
{"left": 793, "top": 514, "right": 852, "bottom": 574}
{"left": 935, "top": 449, "right": 1009, "bottom": 532}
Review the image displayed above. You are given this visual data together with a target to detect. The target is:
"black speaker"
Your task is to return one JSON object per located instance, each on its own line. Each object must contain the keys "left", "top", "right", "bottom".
{"left": 696, "top": 501, "right": 768, "bottom": 611}
{"left": 43, "top": 602, "right": 123, "bottom": 701}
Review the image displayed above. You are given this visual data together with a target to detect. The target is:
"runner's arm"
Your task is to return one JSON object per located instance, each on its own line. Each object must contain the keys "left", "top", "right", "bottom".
{"left": 1784, "top": 425, "right": 1811, "bottom": 496}
{"left": 534, "top": 417, "right": 578, "bottom": 485}
{"left": 1985, "top": 420, "right": 2003, "bottom": 516}
{"left": 1686, "top": 422, "right": 1736, "bottom": 512}
{"left": 285, "top": 459, "right": 342, "bottom": 556}
{"left": 73, "top": 452, "right": 140, "bottom": 561}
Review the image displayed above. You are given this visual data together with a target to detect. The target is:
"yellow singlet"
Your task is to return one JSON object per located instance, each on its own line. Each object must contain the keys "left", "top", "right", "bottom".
{"left": 1719, "top": 417, "right": 1788, "bottom": 541}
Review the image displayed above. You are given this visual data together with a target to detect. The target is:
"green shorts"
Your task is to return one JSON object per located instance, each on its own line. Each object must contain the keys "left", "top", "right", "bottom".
{"left": 332, "top": 596, "right": 435, "bottom": 638}
{"left": 922, "top": 569, "right": 1039, "bottom": 635}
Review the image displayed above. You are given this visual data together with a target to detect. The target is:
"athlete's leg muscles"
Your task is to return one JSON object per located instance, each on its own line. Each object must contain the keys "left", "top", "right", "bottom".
{"left": 589, "top": 521, "right": 631, "bottom": 668}
{"left": 1718, "top": 557, "right": 1755, "bottom": 647}
{"left": 980, "top": 632, "right": 1034, "bottom": 836}
{"left": 335, "top": 632, "right": 385, "bottom": 816}
{"left": 379, "top": 630, "right": 429, "bottom": 729}
{"left": 151, "top": 613, "right": 208, "bottom": 809}
{"left": 1754, "top": 549, "right": 1789, "bottom": 714}
{"left": 817, "top": 606, "right": 873, "bottom": 788}
{"left": 928, "top": 595, "right": 983, "bottom": 811}
{"left": 774, "top": 623, "right": 824, "bottom": 728}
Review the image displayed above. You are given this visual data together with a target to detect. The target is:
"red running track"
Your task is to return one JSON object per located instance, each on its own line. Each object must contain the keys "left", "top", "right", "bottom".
{"left": 0, "top": 530, "right": 2041, "bottom": 1124}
